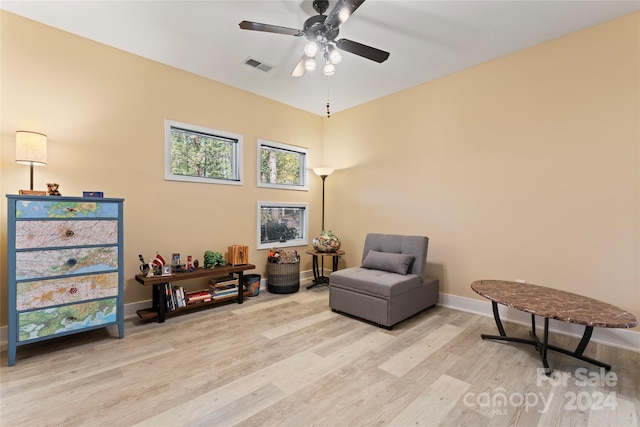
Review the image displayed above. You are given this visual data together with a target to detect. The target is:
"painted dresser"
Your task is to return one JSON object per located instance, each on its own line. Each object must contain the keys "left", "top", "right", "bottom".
{"left": 6, "top": 195, "right": 124, "bottom": 366}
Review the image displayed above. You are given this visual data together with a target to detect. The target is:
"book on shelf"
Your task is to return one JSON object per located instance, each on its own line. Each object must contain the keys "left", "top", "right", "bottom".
{"left": 165, "top": 283, "right": 175, "bottom": 312}
{"left": 209, "top": 276, "right": 238, "bottom": 287}
{"left": 210, "top": 282, "right": 237, "bottom": 291}
{"left": 174, "top": 286, "right": 185, "bottom": 308}
{"left": 186, "top": 290, "right": 213, "bottom": 304}
{"left": 213, "top": 287, "right": 238, "bottom": 297}
{"left": 172, "top": 285, "right": 179, "bottom": 309}
{"left": 164, "top": 284, "right": 186, "bottom": 312}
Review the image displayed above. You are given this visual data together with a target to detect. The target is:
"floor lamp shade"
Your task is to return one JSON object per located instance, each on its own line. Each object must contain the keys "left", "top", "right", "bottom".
{"left": 312, "top": 167, "right": 334, "bottom": 178}
{"left": 16, "top": 131, "right": 48, "bottom": 191}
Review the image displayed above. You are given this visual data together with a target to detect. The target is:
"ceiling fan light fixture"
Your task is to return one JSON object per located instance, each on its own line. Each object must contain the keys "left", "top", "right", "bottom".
{"left": 328, "top": 46, "right": 342, "bottom": 64}
{"left": 240, "top": 0, "right": 391, "bottom": 79}
{"left": 323, "top": 62, "right": 336, "bottom": 76}
{"left": 305, "top": 57, "right": 317, "bottom": 71}
{"left": 304, "top": 41, "right": 318, "bottom": 57}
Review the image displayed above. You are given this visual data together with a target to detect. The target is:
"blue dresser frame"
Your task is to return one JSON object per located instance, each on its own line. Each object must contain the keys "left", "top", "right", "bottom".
{"left": 6, "top": 195, "right": 124, "bottom": 366}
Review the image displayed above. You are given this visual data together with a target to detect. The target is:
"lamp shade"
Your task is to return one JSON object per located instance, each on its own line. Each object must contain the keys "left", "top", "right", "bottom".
{"left": 323, "top": 62, "right": 336, "bottom": 76}
{"left": 304, "top": 41, "right": 318, "bottom": 57}
{"left": 16, "top": 131, "right": 47, "bottom": 165}
{"left": 313, "top": 167, "right": 334, "bottom": 177}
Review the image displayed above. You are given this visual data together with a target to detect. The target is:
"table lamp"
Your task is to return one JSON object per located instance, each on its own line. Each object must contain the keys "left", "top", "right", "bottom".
{"left": 16, "top": 131, "right": 47, "bottom": 194}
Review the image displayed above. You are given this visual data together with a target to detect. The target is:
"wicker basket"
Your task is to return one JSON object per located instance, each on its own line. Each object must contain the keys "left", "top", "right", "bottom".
{"left": 267, "top": 262, "right": 300, "bottom": 294}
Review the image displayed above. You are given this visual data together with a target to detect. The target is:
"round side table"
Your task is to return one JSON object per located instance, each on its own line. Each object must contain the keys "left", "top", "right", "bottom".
{"left": 305, "top": 249, "right": 345, "bottom": 289}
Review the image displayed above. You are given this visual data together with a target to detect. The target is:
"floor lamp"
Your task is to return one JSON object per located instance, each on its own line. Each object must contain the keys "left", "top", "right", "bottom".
{"left": 312, "top": 167, "right": 334, "bottom": 279}
{"left": 313, "top": 167, "right": 334, "bottom": 231}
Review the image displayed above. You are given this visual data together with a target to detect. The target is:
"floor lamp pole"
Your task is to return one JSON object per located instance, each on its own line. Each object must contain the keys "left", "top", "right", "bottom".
{"left": 320, "top": 174, "right": 327, "bottom": 274}
{"left": 312, "top": 167, "right": 334, "bottom": 284}
{"left": 321, "top": 175, "right": 326, "bottom": 231}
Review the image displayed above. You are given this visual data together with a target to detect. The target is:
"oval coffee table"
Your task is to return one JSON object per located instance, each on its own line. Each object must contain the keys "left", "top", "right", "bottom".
{"left": 471, "top": 279, "right": 637, "bottom": 375}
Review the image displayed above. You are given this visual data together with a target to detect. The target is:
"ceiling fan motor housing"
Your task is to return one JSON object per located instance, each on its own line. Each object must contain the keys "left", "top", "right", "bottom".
{"left": 304, "top": 14, "right": 339, "bottom": 43}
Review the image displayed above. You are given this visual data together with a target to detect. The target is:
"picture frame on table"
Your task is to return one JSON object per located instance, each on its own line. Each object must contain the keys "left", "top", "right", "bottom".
{"left": 161, "top": 264, "right": 173, "bottom": 276}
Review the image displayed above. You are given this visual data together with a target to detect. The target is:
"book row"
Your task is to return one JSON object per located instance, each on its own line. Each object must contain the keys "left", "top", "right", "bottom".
{"left": 163, "top": 276, "right": 240, "bottom": 312}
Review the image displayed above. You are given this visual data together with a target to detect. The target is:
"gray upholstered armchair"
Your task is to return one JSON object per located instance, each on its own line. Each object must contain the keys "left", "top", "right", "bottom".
{"left": 329, "top": 233, "right": 439, "bottom": 328}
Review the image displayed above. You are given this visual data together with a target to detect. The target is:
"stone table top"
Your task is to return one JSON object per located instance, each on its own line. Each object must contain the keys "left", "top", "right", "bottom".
{"left": 471, "top": 280, "right": 638, "bottom": 328}
{"left": 305, "top": 249, "right": 345, "bottom": 257}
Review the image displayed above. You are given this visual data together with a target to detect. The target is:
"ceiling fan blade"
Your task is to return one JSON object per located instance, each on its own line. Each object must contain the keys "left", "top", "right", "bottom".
{"left": 325, "top": 0, "right": 366, "bottom": 29}
{"left": 336, "top": 38, "right": 390, "bottom": 63}
{"left": 239, "top": 20, "right": 304, "bottom": 37}
{"left": 291, "top": 55, "right": 307, "bottom": 77}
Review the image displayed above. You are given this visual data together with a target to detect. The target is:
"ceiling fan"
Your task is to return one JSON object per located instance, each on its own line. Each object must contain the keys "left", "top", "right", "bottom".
{"left": 239, "top": 0, "right": 390, "bottom": 77}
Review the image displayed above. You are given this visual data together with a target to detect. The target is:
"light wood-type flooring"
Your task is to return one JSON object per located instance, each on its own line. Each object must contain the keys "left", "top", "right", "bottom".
{"left": 1, "top": 286, "right": 638, "bottom": 426}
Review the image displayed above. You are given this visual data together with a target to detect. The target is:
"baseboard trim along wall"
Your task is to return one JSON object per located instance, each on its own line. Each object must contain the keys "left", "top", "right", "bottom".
{"left": 1, "top": 278, "right": 638, "bottom": 355}
{"left": 438, "top": 292, "right": 640, "bottom": 353}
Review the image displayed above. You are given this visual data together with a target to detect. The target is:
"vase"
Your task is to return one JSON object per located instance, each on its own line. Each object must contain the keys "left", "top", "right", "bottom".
{"left": 312, "top": 230, "right": 341, "bottom": 252}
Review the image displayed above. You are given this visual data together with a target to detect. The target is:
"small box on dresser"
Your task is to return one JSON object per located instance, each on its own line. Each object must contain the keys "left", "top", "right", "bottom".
{"left": 6, "top": 194, "right": 125, "bottom": 366}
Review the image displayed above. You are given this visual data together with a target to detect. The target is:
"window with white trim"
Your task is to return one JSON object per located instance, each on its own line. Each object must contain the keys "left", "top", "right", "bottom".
{"left": 165, "top": 120, "right": 243, "bottom": 185}
{"left": 257, "top": 202, "right": 308, "bottom": 249}
{"left": 257, "top": 139, "right": 308, "bottom": 191}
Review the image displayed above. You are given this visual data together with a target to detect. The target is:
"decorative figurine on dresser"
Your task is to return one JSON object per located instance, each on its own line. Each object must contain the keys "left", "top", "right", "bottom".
{"left": 5, "top": 194, "right": 125, "bottom": 366}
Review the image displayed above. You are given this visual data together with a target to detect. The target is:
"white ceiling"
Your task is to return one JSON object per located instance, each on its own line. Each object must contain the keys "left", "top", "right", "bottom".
{"left": 2, "top": 1, "right": 638, "bottom": 116}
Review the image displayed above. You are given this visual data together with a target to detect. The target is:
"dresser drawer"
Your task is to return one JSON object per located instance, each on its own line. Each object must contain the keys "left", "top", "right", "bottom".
{"left": 15, "top": 220, "right": 118, "bottom": 249}
{"left": 16, "top": 246, "right": 118, "bottom": 280}
{"left": 15, "top": 200, "right": 119, "bottom": 219}
{"left": 18, "top": 298, "right": 118, "bottom": 342}
{"left": 16, "top": 272, "right": 119, "bottom": 310}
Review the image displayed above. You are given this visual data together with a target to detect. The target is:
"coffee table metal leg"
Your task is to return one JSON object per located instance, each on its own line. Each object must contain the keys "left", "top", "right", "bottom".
{"left": 482, "top": 312, "right": 611, "bottom": 374}
{"left": 574, "top": 325, "right": 593, "bottom": 356}
{"left": 541, "top": 318, "right": 550, "bottom": 374}
{"left": 530, "top": 314, "right": 536, "bottom": 338}
{"left": 491, "top": 301, "right": 506, "bottom": 336}
{"left": 545, "top": 325, "right": 611, "bottom": 371}
{"left": 481, "top": 303, "right": 535, "bottom": 346}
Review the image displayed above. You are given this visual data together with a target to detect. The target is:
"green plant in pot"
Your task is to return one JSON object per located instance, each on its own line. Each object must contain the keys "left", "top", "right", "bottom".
{"left": 203, "top": 250, "right": 226, "bottom": 268}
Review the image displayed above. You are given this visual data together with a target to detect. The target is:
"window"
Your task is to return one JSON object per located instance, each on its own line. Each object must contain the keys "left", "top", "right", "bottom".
{"left": 257, "top": 139, "right": 308, "bottom": 191}
{"left": 257, "top": 202, "right": 308, "bottom": 250}
{"left": 165, "top": 120, "right": 243, "bottom": 185}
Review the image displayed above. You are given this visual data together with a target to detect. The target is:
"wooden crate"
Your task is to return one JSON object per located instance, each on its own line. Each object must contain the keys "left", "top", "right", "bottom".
{"left": 228, "top": 245, "right": 249, "bottom": 266}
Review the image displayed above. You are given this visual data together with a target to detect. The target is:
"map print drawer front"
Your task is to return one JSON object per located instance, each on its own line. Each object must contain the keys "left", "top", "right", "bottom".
{"left": 15, "top": 200, "right": 119, "bottom": 219}
{"left": 15, "top": 220, "right": 118, "bottom": 249}
{"left": 18, "top": 298, "right": 117, "bottom": 342}
{"left": 16, "top": 272, "right": 119, "bottom": 310}
{"left": 16, "top": 246, "right": 118, "bottom": 280}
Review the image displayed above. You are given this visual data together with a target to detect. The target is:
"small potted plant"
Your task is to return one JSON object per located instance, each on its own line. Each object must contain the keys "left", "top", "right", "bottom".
{"left": 203, "top": 250, "right": 226, "bottom": 269}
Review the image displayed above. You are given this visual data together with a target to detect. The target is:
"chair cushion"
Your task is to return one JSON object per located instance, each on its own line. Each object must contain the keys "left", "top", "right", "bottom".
{"left": 330, "top": 267, "right": 422, "bottom": 298}
{"left": 361, "top": 250, "right": 415, "bottom": 275}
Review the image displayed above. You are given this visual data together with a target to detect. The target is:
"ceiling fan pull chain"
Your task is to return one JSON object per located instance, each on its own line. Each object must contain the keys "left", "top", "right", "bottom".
{"left": 326, "top": 87, "right": 331, "bottom": 118}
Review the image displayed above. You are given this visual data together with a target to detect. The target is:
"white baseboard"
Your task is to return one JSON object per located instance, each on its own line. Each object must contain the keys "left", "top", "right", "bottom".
{"left": 438, "top": 292, "right": 640, "bottom": 353}
{"left": 3, "top": 285, "right": 636, "bottom": 354}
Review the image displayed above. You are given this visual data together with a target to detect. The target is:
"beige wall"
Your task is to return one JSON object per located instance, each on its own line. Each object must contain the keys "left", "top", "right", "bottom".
{"left": 1, "top": 11, "right": 638, "bottom": 331}
{"left": 323, "top": 12, "right": 639, "bottom": 329}
{"left": 0, "top": 11, "right": 323, "bottom": 324}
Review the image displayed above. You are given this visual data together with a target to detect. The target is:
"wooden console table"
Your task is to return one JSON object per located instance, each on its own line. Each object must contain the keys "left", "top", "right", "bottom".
{"left": 136, "top": 264, "right": 255, "bottom": 323}
{"left": 471, "top": 280, "right": 637, "bottom": 375}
